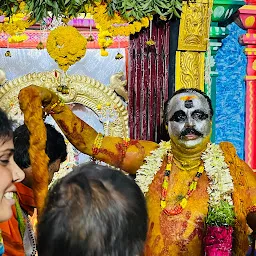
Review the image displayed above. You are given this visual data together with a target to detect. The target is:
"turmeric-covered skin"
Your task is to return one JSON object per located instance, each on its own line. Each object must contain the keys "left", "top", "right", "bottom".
{"left": 19, "top": 85, "right": 256, "bottom": 255}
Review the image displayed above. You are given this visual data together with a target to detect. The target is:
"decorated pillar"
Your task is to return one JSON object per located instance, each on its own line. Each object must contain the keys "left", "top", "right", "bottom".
{"left": 206, "top": 6, "right": 229, "bottom": 142}
{"left": 175, "top": 0, "right": 212, "bottom": 91}
{"left": 208, "top": 0, "right": 244, "bottom": 143}
{"left": 239, "top": 5, "right": 256, "bottom": 170}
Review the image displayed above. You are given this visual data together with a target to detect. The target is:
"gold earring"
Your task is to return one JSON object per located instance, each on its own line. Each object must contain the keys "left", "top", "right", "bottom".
{"left": 165, "top": 124, "right": 168, "bottom": 130}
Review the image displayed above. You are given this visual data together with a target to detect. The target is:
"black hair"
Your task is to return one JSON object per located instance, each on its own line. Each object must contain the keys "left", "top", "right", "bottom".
{"left": 37, "top": 163, "right": 148, "bottom": 256}
{"left": 13, "top": 123, "right": 67, "bottom": 169}
{"left": 0, "top": 108, "right": 13, "bottom": 142}
{"left": 164, "top": 88, "right": 214, "bottom": 124}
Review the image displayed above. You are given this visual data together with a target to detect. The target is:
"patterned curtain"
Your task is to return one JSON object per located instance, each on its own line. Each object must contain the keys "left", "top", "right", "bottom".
{"left": 128, "top": 20, "right": 170, "bottom": 142}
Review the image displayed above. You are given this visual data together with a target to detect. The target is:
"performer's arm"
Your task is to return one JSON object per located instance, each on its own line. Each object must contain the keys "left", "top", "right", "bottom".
{"left": 220, "top": 142, "right": 256, "bottom": 233}
{"left": 19, "top": 85, "right": 158, "bottom": 174}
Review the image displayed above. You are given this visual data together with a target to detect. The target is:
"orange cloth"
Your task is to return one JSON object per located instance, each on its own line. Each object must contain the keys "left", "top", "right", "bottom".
{"left": 0, "top": 183, "right": 35, "bottom": 256}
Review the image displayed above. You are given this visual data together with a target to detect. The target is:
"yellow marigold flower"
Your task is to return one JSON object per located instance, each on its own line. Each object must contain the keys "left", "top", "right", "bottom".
{"left": 12, "top": 13, "right": 26, "bottom": 21}
{"left": 19, "top": 1, "right": 26, "bottom": 10}
{"left": 98, "top": 38, "right": 106, "bottom": 44}
{"left": 141, "top": 17, "right": 149, "bottom": 27}
{"left": 100, "top": 48, "right": 109, "bottom": 57}
{"left": 8, "top": 33, "right": 28, "bottom": 43}
{"left": 134, "top": 21, "right": 142, "bottom": 33}
{"left": 146, "top": 38, "right": 156, "bottom": 46}
{"left": 46, "top": 26, "right": 87, "bottom": 71}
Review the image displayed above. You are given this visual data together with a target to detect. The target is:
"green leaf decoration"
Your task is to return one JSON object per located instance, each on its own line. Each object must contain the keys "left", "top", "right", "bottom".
{"left": 206, "top": 201, "right": 236, "bottom": 227}
{"left": 1, "top": 0, "right": 183, "bottom": 23}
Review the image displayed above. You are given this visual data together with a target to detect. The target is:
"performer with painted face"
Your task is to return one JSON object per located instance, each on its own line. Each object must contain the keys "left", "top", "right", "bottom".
{"left": 18, "top": 86, "right": 256, "bottom": 255}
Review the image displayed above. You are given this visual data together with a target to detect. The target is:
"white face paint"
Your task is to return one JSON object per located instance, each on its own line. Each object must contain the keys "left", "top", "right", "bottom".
{"left": 166, "top": 92, "right": 212, "bottom": 148}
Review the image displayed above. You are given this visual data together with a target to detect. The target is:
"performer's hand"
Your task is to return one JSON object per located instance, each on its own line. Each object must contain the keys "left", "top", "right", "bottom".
{"left": 20, "top": 85, "right": 58, "bottom": 106}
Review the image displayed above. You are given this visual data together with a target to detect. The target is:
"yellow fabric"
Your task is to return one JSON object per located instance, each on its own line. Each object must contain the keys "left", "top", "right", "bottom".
{"left": 144, "top": 142, "right": 256, "bottom": 255}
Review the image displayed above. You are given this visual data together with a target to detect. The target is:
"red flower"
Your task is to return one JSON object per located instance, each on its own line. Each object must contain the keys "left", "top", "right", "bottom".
{"left": 204, "top": 226, "right": 233, "bottom": 256}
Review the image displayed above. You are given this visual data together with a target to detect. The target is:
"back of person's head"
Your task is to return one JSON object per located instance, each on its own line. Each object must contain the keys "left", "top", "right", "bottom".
{"left": 0, "top": 108, "right": 12, "bottom": 142}
{"left": 13, "top": 123, "right": 67, "bottom": 169}
{"left": 37, "top": 163, "right": 148, "bottom": 256}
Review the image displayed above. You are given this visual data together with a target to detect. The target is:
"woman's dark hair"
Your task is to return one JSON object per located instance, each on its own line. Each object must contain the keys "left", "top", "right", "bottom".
{"left": 0, "top": 108, "right": 13, "bottom": 142}
{"left": 37, "top": 163, "right": 148, "bottom": 256}
{"left": 13, "top": 123, "right": 67, "bottom": 169}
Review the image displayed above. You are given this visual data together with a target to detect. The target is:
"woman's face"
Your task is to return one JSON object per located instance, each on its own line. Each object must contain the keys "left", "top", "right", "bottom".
{"left": 0, "top": 138, "right": 25, "bottom": 222}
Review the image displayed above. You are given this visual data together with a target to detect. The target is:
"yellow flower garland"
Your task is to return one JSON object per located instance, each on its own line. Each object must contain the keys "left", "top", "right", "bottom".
{"left": 46, "top": 26, "right": 87, "bottom": 71}
{"left": 86, "top": 3, "right": 150, "bottom": 56}
{"left": 1, "top": 1, "right": 34, "bottom": 43}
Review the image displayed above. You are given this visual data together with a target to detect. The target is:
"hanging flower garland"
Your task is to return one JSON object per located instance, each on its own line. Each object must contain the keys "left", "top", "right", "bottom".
{"left": 18, "top": 87, "right": 49, "bottom": 218}
{"left": 1, "top": 1, "right": 34, "bottom": 43}
{"left": 135, "top": 142, "right": 235, "bottom": 254}
{"left": 46, "top": 25, "right": 87, "bottom": 71}
{"left": 86, "top": 2, "right": 150, "bottom": 56}
{"left": 135, "top": 140, "right": 171, "bottom": 194}
{"left": 202, "top": 144, "right": 235, "bottom": 255}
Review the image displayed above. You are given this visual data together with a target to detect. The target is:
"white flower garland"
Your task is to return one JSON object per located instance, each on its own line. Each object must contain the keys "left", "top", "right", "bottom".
{"left": 135, "top": 140, "right": 171, "bottom": 194}
{"left": 202, "top": 143, "right": 234, "bottom": 207}
{"left": 135, "top": 142, "right": 234, "bottom": 210}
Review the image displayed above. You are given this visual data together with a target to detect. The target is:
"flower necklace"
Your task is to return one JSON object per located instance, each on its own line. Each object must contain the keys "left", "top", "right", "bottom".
{"left": 135, "top": 141, "right": 235, "bottom": 218}
{"left": 160, "top": 150, "right": 204, "bottom": 215}
{"left": 135, "top": 141, "right": 235, "bottom": 254}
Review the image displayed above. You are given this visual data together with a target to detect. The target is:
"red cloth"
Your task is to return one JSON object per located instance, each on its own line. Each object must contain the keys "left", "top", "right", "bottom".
{"left": 0, "top": 183, "right": 35, "bottom": 256}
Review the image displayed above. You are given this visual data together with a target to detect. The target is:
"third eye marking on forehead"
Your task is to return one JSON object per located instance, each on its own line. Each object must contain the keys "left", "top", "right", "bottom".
{"left": 179, "top": 95, "right": 198, "bottom": 102}
{"left": 184, "top": 100, "right": 193, "bottom": 109}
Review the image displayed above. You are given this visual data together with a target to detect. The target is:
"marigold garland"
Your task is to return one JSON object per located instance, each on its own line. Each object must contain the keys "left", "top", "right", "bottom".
{"left": 1, "top": 1, "right": 34, "bottom": 43}
{"left": 18, "top": 86, "right": 49, "bottom": 218}
{"left": 86, "top": 3, "right": 150, "bottom": 56}
{"left": 46, "top": 26, "right": 87, "bottom": 71}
